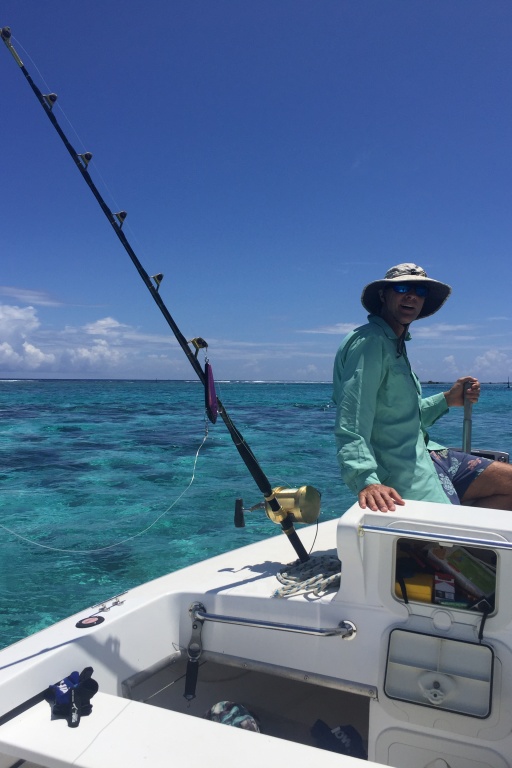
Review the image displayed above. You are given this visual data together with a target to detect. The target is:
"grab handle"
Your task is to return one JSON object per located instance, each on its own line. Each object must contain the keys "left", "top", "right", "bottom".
{"left": 462, "top": 381, "right": 473, "bottom": 454}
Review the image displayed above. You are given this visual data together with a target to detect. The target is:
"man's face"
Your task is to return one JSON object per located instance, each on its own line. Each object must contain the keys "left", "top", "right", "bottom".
{"left": 380, "top": 283, "right": 426, "bottom": 334}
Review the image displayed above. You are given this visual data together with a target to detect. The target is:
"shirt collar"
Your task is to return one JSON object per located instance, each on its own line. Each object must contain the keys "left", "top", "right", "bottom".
{"left": 368, "top": 314, "right": 412, "bottom": 341}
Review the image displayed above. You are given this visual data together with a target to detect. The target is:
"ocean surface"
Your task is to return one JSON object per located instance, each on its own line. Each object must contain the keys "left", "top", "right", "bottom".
{"left": 1, "top": 379, "right": 511, "bottom": 649}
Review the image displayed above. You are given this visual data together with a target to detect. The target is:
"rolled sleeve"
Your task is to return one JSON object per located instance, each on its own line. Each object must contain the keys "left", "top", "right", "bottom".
{"left": 421, "top": 391, "right": 448, "bottom": 428}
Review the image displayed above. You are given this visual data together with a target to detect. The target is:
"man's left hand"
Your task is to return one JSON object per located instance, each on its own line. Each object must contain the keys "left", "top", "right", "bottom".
{"left": 444, "top": 376, "right": 480, "bottom": 407}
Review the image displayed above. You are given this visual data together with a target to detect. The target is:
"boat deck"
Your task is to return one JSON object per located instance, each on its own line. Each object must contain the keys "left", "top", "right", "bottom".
{"left": 127, "top": 654, "right": 370, "bottom": 748}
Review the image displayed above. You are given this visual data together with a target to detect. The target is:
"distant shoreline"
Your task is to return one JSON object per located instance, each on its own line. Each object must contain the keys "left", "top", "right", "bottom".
{"left": 0, "top": 378, "right": 509, "bottom": 386}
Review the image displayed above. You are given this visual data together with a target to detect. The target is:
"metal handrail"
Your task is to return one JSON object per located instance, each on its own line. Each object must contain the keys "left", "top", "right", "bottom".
{"left": 190, "top": 604, "right": 356, "bottom": 639}
{"left": 359, "top": 524, "right": 511, "bottom": 550}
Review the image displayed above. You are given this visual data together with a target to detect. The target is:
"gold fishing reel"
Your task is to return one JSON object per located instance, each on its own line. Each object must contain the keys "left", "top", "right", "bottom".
{"left": 234, "top": 485, "right": 321, "bottom": 528}
{"left": 265, "top": 485, "right": 321, "bottom": 524}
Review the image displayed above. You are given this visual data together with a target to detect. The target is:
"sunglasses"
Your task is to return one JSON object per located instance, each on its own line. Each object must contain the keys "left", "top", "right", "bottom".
{"left": 391, "top": 283, "right": 428, "bottom": 298}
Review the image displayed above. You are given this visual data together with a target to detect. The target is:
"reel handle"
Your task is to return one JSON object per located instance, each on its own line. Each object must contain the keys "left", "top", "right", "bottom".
{"left": 234, "top": 498, "right": 245, "bottom": 528}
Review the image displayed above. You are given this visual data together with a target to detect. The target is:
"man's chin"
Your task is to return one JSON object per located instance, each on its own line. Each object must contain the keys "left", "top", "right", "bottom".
{"left": 399, "top": 311, "right": 419, "bottom": 324}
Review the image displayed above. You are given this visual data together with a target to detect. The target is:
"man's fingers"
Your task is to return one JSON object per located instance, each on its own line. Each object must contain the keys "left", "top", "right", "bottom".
{"left": 358, "top": 484, "right": 405, "bottom": 513}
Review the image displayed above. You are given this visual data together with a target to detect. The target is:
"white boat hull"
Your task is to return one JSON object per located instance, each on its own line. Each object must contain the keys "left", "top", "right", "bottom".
{"left": 0, "top": 500, "right": 510, "bottom": 767}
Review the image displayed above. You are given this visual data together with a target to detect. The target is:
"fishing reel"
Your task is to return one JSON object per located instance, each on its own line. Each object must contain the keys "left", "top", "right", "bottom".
{"left": 234, "top": 485, "right": 321, "bottom": 528}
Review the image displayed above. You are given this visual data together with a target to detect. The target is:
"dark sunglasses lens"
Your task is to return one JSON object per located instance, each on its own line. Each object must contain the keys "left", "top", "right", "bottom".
{"left": 392, "top": 283, "right": 428, "bottom": 297}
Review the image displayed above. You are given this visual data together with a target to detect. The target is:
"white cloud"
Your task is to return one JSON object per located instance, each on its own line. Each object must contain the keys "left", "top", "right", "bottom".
{"left": 299, "top": 322, "right": 357, "bottom": 335}
{"left": 0, "top": 305, "right": 53, "bottom": 371}
{"left": 299, "top": 321, "right": 477, "bottom": 341}
{"left": 294, "top": 364, "right": 320, "bottom": 380}
{"left": 0, "top": 304, "right": 40, "bottom": 341}
{"left": 414, "top": 323, "right": 475, "bottom": 339}
{"left": 0, "top": 287, "right": 62, "bottom": 307}
{"left": 83, "top": 317, "right": 128, "bottom": 336}
{"left": 65, "top": 339, "right": 125, "bottom": 369}
{"left": 0, "top": 342, "right": 22, "bottom": 366}
{"left": 0, "top": 300, "right": 194, "bottom": 377}
{"left": 441, "top": 355, "right": 459, "bottom": 378}
{"left": 0, "top": 303, "right": 129, "bottom": 375}
{"left": 1, "top": 295, "right": 511, "bottom": 382}
{"left": 22, "top": 342, "right": 56, "bottom": 368}
{"left": 473, "top": 349, "right": 512, "bottom": 377}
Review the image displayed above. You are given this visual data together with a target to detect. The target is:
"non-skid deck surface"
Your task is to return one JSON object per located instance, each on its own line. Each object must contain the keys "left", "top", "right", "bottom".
{"left": 130, "top": 656, "right": 370, "bottom": 748}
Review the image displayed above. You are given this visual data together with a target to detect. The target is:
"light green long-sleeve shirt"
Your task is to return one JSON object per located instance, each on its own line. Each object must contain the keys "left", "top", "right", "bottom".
{"left": 333, "top": 314, "right": 450, "bottom": 503}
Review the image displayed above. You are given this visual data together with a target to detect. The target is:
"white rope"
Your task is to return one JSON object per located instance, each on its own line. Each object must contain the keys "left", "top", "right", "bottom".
{"left": 273, "top": 554, "right": 341, "bottom": 598}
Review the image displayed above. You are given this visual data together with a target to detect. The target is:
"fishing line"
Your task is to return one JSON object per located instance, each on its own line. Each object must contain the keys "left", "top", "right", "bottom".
{"left": 12, "top": 34, "right": 94, "bottom": 175}
{"left": 9, "top": 34, "right": 52, "bottom": 100}
{"left": 0, "top": 432, "right": 209, "bottom": 555}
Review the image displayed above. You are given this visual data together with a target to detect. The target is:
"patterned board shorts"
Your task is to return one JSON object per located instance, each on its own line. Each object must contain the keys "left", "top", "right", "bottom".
{"left": 429, "top": 449, "right": 493, "bottom": 505}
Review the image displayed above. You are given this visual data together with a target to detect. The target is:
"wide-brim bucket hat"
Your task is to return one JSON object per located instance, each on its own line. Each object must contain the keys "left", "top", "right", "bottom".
{"left": 361, "top": 263, "right": 451, "bottom": 319}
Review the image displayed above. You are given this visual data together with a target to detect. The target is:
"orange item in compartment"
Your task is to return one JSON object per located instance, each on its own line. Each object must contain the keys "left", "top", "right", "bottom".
{"left": 395, "top": 572, "right": 434, "bottom": 603}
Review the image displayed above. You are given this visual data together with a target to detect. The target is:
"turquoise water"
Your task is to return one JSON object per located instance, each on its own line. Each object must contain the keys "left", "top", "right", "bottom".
{"left": 0, "top": 379, "right": 511, "bottom": 649}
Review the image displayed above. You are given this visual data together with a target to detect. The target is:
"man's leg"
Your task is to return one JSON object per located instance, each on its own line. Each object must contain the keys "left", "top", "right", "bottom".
{"left": 461, "top": 461, "right": 512, "bottom": 510}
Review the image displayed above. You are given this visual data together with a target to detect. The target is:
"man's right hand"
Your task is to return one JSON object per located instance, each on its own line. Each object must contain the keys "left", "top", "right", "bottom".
{"left": 358, "top": 484, "right": 405, "bottom": 513}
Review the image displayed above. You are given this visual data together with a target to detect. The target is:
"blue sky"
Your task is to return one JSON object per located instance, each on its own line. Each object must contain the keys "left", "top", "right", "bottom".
{"left": 1, "top": 1, "right": 511, "bottom": 381}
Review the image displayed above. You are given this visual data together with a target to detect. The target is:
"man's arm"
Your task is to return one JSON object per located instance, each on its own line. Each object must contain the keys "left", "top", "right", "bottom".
{"left": 420, "top": 391, "right": 449, "bottom": 429}
{"left": 421, "top": 376, "right": 480, "bottom": 428}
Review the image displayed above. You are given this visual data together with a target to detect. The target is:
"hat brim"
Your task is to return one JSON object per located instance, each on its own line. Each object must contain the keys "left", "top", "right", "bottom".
{"left": 361, "top": 276, "right": 451, "bottom": 319}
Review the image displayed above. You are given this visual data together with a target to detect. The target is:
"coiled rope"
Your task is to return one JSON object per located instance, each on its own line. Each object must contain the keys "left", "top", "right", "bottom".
{"left": 273, "top": 554, "right": 341, "bottom": 598}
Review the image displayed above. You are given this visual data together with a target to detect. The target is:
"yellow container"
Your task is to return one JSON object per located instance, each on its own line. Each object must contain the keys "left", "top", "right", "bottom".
{"left": 395, "top": 573, "right": 434, "bottom": 603}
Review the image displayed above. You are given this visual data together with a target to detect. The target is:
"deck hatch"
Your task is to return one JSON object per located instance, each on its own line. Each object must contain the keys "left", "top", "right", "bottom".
{"left": 384, "top": 629, "right": 493, "bottom": 718}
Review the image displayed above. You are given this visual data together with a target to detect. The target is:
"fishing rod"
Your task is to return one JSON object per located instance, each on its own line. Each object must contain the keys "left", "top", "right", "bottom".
{"left": 2, "top": 26, "right": 319, "bottom": 563}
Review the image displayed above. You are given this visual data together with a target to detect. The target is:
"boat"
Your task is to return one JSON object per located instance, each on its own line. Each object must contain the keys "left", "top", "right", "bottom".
{"left": 0, "top": 497, "right": 510, "bottom": 767}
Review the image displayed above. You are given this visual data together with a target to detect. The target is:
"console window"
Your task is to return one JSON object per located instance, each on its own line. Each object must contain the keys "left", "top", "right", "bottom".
{"left": 395, "top": 538, "right": 496, "bottom": 613}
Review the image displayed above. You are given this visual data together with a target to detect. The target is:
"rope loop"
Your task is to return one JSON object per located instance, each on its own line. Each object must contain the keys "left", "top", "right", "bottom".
{"left": 273, "top": 554, "right": 341, "bottom": 598}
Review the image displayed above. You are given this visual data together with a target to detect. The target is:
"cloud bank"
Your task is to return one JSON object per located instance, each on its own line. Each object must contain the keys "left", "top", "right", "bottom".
{"left": 1, "top": 298, "right": 511, "bottom": 382}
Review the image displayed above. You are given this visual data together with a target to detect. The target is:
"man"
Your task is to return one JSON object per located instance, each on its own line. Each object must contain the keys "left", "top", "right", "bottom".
{"left": 333, "top": 263, "right": 512, "bottom": 513}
